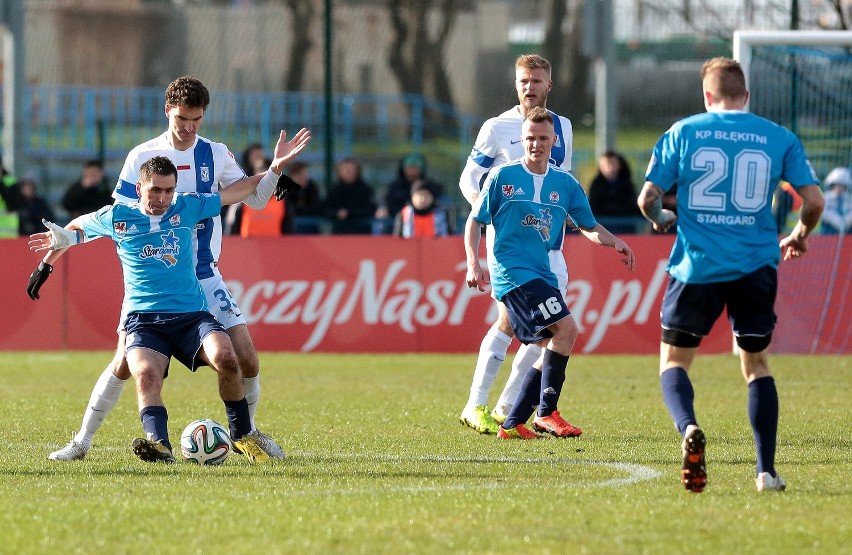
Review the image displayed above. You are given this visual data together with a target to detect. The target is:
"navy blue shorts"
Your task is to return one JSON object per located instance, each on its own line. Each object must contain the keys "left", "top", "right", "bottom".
{"left": 661, "top": 265, "right": 777, "bottom": 338}
{"left": 125, "top": 311, "right": 226, "bottom": 372}
{"left": 502, "top": 278, "right": 570, "bottom": 345}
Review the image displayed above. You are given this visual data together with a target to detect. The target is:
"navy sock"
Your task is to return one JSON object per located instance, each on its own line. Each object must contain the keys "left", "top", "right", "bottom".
{"left": 140, "top": 405, "right": 171, "bottom": 451}
{"left": 224, "top": 398, "right": 252, "bottom": 440}
{"left": 748, "top": 376, "right": 779, "bottom": 476}
{"left": 539, "top": 349, "right": 569, "bottom": 416}
{"left": 503, "top": 367, "right": 541, "bottom": 430}
{"left": 660, "top": 367, "right": 697, "bottom": 435}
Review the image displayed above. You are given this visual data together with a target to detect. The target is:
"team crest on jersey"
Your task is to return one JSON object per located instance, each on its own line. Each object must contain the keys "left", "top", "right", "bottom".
{"left": 549, "top": 191, "right": 559, "bottom": 203}
{"left": 114, "top": 222, "right": 127, "bottom": 235}
{"left": 139, "top": 230, "right": 180, "bottom": 267}
{"left": 200, "top": 166, "right": 210, "bottom": 182}
{"left": 169, "top": 215, "right": 181, "bottom": 227}
{"left": 502, "top": 184, "right": 515, "bottom": 198}
{"left": 521, "top": 207, "right": 553, "bottom": 242}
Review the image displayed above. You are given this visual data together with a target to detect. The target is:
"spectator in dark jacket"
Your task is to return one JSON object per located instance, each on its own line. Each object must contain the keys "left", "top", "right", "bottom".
{"left": 324, "top": 157, "right": 376, "bottom": 234}
{"left": 61, "top": 160, "right": 113, "bottom": 219}
{"left": 17, "top": 177, "right": 56, "bottom": 236}
{"left": 378, "top": 153, "right": 445, "bottom": 223}
{"left": 587, "top": 150, "right": 641, "bottom": 234}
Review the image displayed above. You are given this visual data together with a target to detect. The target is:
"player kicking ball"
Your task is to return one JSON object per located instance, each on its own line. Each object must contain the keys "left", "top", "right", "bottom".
{"left": 30, "top": 157, "right": 281, "bottom": 463}
{"left": 464, "top": 107, "right": 635, "bottom": 440}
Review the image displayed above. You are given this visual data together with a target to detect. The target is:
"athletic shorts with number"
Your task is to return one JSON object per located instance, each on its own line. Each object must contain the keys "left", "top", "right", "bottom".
{"left": 125, "top": 311, "right": 226, "bottom": 372}
{"left": 661, "top": 265, "right": 777, "bottom": 339}
{"left": 117, "top": 267, "right": 246, "bottom": 332}
{"left": 502, "top": 278, "right": 571, "bottom": 345}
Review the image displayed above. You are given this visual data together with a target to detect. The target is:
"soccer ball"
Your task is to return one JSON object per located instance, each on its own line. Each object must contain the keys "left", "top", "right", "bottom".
{"left": 180, "top": 418, "right": 232, "bottom": 465}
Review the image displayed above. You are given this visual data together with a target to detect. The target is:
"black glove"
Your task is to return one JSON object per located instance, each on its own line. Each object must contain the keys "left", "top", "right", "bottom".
{"left": 274, "top": 173, "right": 302, "bottom": 201}
{"left": 27, "top": 261, "right": 53, "bottom": 300}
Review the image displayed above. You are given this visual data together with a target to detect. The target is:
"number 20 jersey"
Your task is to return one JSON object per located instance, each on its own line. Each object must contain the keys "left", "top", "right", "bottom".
{"left": 645, "top": 109, "right": 818, "bottom": 284}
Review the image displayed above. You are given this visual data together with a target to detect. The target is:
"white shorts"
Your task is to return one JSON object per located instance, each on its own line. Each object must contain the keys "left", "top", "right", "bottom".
{"left": 199, "top": 268, "right": 247, "bottom": 329}
{"left": 117, "top": 266, "right": 246, "bottom": 332}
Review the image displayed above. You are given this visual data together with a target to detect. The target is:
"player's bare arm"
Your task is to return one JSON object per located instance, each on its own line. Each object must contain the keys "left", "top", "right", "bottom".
{"left": 578, "top": 223, "right": 636, "bottom": 271}
{"left": 463, "top": 216, "right": 489, "bottom": 292}
{"left": 638, "top": 181, "right": 677, "bottom": 233}
{"left": 779, "top": 184, "right": 825, "bottom": 261}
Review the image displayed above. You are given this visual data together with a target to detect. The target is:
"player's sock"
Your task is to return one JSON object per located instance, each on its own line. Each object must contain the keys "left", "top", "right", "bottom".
{"left": 502, "top": 367, "right": 542, "bottom": 430}
{"left": 74, "top": 366, "right": 126, "bottom": 447}
{"left": 538, "top": 349, "right": 569, "bottom": 416}
{"left": 660, "top": 366, "right": 698, "bottom": 435}
{"left": 748, "top": 376, "right": 779, "bottom": 476}
{"left": 243, "top": 376, "right": 260, "bottom": 428}
{"left": 465, "top": 328, "right": 511, "bottom": 409}
{"left": 224, "top": 398, "right": 252, "bottom": 440}
{"left": 496, "top": 343, "right": 542, "bottom": 411}
{"left": 140, "top": 405, "right": 171, "bottom": 451}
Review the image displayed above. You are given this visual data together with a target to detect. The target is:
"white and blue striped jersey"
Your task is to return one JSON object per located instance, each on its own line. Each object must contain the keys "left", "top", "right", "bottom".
{"left": 79, "top": 193, "right": 223, "bottom": 314}
{"left": 645, "top": 110, "right": 818, "bottom": 284}
{"left": 112, "top": 133, "right": 247, "bottom": 280}
{"left": 471, "top": 160, "right": 596, "bottom": 301}
{"left": 459, "top": 106, "right": 573, "bottom": 203}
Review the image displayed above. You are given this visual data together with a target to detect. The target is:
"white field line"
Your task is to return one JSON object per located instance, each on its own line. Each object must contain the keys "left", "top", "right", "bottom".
{"left": 35, "top": 446, "right": 663, "bottom": 492}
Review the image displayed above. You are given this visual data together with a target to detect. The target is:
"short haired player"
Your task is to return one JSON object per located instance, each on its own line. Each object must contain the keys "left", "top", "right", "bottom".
{"left": 465, "top": 107, "right": 634, "bottom": 440}
{"left": 638, "top": 57, "right": 824, "bottom": 492}
{"left": 27, "top": 76, "right": 310, "bottom": 461}
{"left": 458, "top": 54, "right": 575, "bottom": 434}
{"left": 30, "top": 157, "right": 281, "bottom": 463}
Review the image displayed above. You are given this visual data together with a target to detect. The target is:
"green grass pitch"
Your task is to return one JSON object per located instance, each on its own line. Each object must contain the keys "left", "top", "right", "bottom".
{"left": 1, "top": 352, "right": 849, "bottom": 554}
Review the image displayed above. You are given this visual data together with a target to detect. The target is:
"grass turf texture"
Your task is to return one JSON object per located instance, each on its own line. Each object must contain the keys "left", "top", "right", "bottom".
{"left": 1, "top": 352, "right": 849, "bottom": 554}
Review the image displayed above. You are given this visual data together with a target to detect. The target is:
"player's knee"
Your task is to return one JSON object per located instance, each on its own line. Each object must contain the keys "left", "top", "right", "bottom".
{"left": 134, "top": 366, "right": 163, "bottom": 392}
{"left": 235, "top": 349, "right": 260, "bottom": 378}
{"left": 661, "top": 328, "right": 702, "bottom": 348}
{"left": 212, "top": 350, "right": 241, "bottom": 378}
{"left": 736, "top": 333, "right": 772, "bottom": 353}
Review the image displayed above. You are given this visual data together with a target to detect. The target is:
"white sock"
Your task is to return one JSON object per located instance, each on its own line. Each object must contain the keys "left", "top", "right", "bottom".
{"left": 466, "top": 328, "right": 512, "bottom": 409}
{"left": 243, "top": 376, "right": 260, "bottom": 429}
{"left": 73, "top": 366, "right": 126, "bottom": 447}
{"left": 495, "top": 343, "right": 542, "bottom": 414}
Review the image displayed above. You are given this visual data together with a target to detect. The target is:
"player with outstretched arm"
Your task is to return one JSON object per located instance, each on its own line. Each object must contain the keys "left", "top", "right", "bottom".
{"left": 27, "top": 76, "right": 309, "bottom": 461}
{"left": 30, "top": 157, "right": 281, "bottom": 463}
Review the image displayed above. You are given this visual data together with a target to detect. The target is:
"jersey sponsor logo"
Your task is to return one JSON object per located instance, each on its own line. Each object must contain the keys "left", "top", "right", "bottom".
{"left": 114, "top": 221, "right": 127, "bottom": 235}
{"left": 549, "top": 191, "right": 559, "bottom": 203}
{"left": 200, "top": 166, "right": 210, "bottom": 182}
{"left": 502, "top": 184, "right": 516, "bottom": 198}
{"left": 510, "top": 139, "right": 521, "bottom": 145}
{"left": 139, "top": 230, "right": 180, "bottom": 267}
{"left": 169, "top": 215, "right": 181, "bottom": 227}
{"left": 521, "top": 207, "right": 553, "bottom": 241}
{"left": 696, "top": 213, "right": 756, "bottom": 225}
{"left": 128, "top": 224, "right": 139, "bottom": 233}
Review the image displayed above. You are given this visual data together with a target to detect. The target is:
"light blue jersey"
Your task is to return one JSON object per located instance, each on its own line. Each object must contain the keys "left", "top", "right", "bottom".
{"left": 112, "top": 133, "right": 247, "bottom": 280}
{"left": 472, "top": 160, "right": 596, "bottom": 300}
{"left": 80, "top": 193, "right": 223, "bottom": 314}
{"left": 645, "top": 110, "right": 818, "bottom": 283}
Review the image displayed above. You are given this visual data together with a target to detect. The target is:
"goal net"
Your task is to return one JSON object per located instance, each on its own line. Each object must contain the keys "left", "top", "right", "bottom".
{"left": 734, "top": 30, "right": 852, "bottom": 354}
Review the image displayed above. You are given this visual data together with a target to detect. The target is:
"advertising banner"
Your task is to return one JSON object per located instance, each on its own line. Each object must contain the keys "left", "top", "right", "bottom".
{"left": 1, "top": 235, "right": 847, "bottom": 354}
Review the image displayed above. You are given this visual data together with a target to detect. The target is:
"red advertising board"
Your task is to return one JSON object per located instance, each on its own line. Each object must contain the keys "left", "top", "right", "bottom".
{"left": 1, "top": 235, "right": 848, "bottom": 354}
